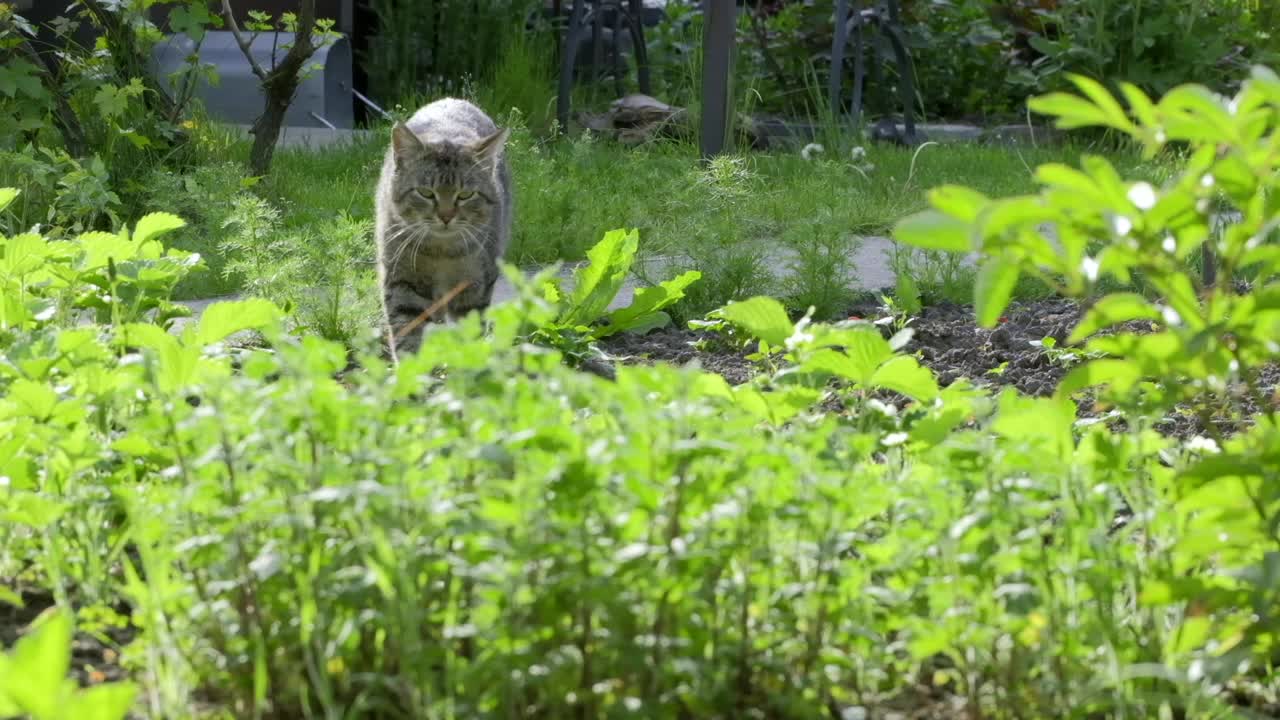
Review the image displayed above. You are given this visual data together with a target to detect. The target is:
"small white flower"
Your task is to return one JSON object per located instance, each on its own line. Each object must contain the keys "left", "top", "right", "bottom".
{"left": 882, "top": 432, "right": 909, "bottom": 447}
{"left": 1127, "top": 182, "right": 1156, "bottom": 211}
{"left": 1160, "top": 305, "right": 1182, "bottom": 326}
{"left": 800, "top": 142, "right": 825, "bottom": 160}
{"left": 1200, "top": 174, "right": 1215, "bottom": 188}
{"left": 1111, "top": 214, "right": 1133, "bottom": 237}
{"left": 1162, "top": 235, "right": 1177, "bottom": 254}
{"left": 1186, "top": 436, "right": 1220, "bottom": 454}
{"left": 1081, "top": 256, "right": 1100, "bottom": 282}
{"left": 850, "top": 145, "right": 866, "bottom": 161}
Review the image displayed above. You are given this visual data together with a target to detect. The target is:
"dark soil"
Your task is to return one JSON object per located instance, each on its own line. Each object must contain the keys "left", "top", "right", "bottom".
{"left": 0, "top": 585, "right": 135, "bottom": 687}
{"left": 600, "top": 297, "right": 1280, "bottom": 439}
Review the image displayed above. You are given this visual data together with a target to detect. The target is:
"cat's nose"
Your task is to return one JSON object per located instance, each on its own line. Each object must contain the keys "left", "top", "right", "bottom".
{"left": 438, "top": 208, "right": 456, "bottom": 224}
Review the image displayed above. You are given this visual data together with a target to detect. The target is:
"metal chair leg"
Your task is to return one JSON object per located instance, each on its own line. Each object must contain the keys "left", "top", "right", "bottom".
{"left": 881, "top": 20, "right": 918, "bottom": 144}
{"left": 591, "top": 2, "right": 606, "bottom": 82}
{"left": 627, "top": 0, "right": 651, "bottom": 94}
{"left": 557, "top": 0, "right": 589, "bottom": 133}
{"left": 612, "top": 3, "right": 625, "bottom": 96}
{"left": 850, "top": 0, "right": 865, "bottom": 130}
{"left": 829, "top": 0, "right": 850, "bottom": 116}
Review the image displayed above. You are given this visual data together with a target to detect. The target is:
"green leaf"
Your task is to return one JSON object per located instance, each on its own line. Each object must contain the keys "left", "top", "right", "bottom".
{"left": 0, "top": 187, "right": 18, "bottom": 213}
{"left": 1034, "top": 164, "right": 1107, "bottom": 206}
{"left": 132, "top": 212, "right": 187, "bottom": 246}
{"left": 991, "top": 389, "right": 1075, "bottom": 460}
{"left": 1068, "top": 293, "right": 1162, "bottom": 343}
{"left": 4, "top": 379, "right": 58, "bottom": 420}
{"left": 1055, "top": 358, "right": 1143, "bottom": 398}
{"left": 1028, "top": 92, "right": 1114, "bottom": 129}
{"left": 0, "top": 586, "right": 23, "bottom": 609}
{"left": 870, "top": 355, "right": 939, "bottom": 402}
{"left": 1119, "top": 82, "right": 1159, "bottom": 130}
{"left": 195, "top": 298, "right": 282, "bottom": 345}
{"left": 927, "top": 185, "right": 990, "bottom": 223}
{"left": 895, "top": 271, "right": 923, "bottom": 317}
{"left": 1146, "top": 273, "right": 1204, "bottom": 331}
{"left": 974, "top": 257, "right": 1019, "bottom": 328}
{"left": 0, "top": 656, "right": 18, "bottom": 717}
{"left": 561, "top": 229, "right": 639, "bottom": 327}
{"left": 893, "top": 210, "right": 972, "bottom": 253}
{"left": 711, "top": 296, "right": 794, "bottom": 347}
{"left": 2, "top": 609, "right": 73, "bottom": 718}
{"left": 1067, "top": 74, "right": 1135, "bottom": 132}
{"left": 65, "top": 682, "right": 139, "bottom": 720}
{"left": 598, "top": 270, "right": 701, "bottom": 338}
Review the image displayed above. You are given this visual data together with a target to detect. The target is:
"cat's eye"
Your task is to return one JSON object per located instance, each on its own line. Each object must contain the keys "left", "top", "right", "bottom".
{"left": 414, "top": 188, "right": 436, "bottom": 202}
{"left": 457, "top": 191, "right": 475, "bottom": 201}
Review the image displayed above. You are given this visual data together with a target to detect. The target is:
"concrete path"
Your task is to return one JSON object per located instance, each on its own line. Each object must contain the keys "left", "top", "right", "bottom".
{"left": 230, "top": 124, "right": 376, "bottom": 149}
{"left": 172, "top": 235, "right": 917, "bottom": 331}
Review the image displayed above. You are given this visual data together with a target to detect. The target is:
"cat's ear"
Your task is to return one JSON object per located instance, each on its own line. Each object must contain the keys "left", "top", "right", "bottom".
{"left": 472, "top": 128, "right": 509, "bottom": 163}
{"left": 391, "top": 122, "right": 423, "bottom": 164}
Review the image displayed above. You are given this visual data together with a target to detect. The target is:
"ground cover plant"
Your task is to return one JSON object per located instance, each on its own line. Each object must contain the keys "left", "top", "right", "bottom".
{"left": 2, "top": 67, "right": 1280, "bottom": 720}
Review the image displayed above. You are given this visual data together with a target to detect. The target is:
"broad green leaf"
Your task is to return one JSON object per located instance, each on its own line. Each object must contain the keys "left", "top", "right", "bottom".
{"left": 927, "top": 185, "right": 989, "bottom": 223}
{"left": 64, "top": 683, "right": 139, "bottom": 720}
{"left": 0, "top": 656, "right": 17, "bottom": 717}
{"left": 0, "top": 233, "right": 53, "bottom": 277}
{"left": 561, "top": 228, "right": 638, "bottom": 327}
{"left": 1028, "top": 91, "right": 1114, "bottom": 129}
{"left": 599, "top": 270, "right": 701, "bottom": 338}
{"left": 1157, "top": 85, "right": 1237, "bottom": 142}
{"left": 3, "top": 609, "right": 73, "bottom": 718}
{"left": 1067, "top": 74, "right": 1135, "bottom": 132}
{"left": 712, "top": 296, "right": 793, "bottom": 347}
{"left": 1119, "top": 82, "right": 1159, "bottom": 130}
{"left": 1034, "top": 164, "right": 1108, "bottom": 206}
{"left": 895, "top": 271, "right": 923, "bottom": 316}
{"left": 869, "top": 355, "right": 939, "bottom": 402}
{"left": 893, "top": 211, "right": 971, "bottom": 253}
{"left": 1055, "top": 358, "right": 1143, "bottom": 398}
{"left": 1146, "top": 274, "right": 1204, "bottom": 331}
{"left": 0, "top": 187, "right": 18, "bottom": 213}
{"left": 803, "top": 348, "right": 873, "bottom": 385}
{"left": 991, "top": 389, "right": 1075, "bottom": 460}
{"left": 195, "top": 298, "right": 282, "bottom": 345}
{"left": 1069, "top": 293, "right": 1162, "bottom": 343}
{"left": 132, "top": 212, "right": 187, "bottom": 246}
{"left": 1250, "top": 66, "right": 1280, "bottom": 105}
{"left": 974, "top": 256, "right": 1019, "bottom": 328}
{"left": 3, "top": 379, "right": 57, "bottom": 421}
{"left": 981, "top": 197, "right": 1057, "bottom": 240}
{"left": 805, "top": 326, "right": 892, "bottom": 384}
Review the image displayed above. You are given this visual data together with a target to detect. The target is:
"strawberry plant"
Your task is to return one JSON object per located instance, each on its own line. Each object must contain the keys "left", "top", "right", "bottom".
{"left": 894, "top": 65, "right": 1280, "bottom": 692}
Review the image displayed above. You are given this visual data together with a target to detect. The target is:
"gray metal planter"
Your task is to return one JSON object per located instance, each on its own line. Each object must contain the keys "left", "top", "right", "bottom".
{"left": 150, "top": 30, "right": 354, "bottom": 129}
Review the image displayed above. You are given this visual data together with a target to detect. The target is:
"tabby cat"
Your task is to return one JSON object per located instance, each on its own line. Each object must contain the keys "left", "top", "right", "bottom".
{"left": 374, "top": 98, "right": 512, "bottom": 359}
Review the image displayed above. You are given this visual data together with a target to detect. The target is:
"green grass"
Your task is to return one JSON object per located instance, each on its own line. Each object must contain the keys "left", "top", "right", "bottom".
{"left": 155, "top": 120, "right": 1169, "bottom": 317}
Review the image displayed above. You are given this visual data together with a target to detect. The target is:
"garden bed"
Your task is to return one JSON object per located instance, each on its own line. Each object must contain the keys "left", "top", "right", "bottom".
{"left": 601, "top": 297, "right": 1280, "bottom": 440}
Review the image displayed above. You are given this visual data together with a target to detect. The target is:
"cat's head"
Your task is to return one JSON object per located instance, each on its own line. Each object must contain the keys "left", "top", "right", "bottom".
{"left": 387, "top": 122, "right": 508, "bottom": 234}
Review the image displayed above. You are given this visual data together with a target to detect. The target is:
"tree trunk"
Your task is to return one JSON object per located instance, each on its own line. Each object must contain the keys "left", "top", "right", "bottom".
{"left": 222, "top": 0, "right": 319, "bottom": 177}
{"left": 247, "top": 83, "right": 293, "bottom": 177}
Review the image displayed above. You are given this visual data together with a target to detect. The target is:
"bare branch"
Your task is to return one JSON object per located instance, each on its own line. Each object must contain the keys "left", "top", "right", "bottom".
{"left": 219, "top": 0, "right": 269, "bottom": 81}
